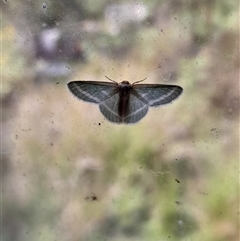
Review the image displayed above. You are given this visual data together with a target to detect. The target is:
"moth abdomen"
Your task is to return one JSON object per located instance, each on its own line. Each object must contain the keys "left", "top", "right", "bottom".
{"left": 118, "top": 93, "right": 130, "bottom": 120}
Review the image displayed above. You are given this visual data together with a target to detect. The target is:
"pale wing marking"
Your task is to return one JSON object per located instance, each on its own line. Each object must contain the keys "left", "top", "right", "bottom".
{"left": 74, "top": 83, "right": 104, "bottom": 103}
{"left": 133, "top": 85, "right": 183, "bottom": 107}
{"left": 123, "top": 94, "right": 149, "bottom": 123}
{"left": 100, "top": 102, "right": 119, "bottom": 118}
{"left": 68, "top": 81, "right": 117, "bottom": 104}
{"left": 124, "top": 103, "right": 148, "bottom": 119}
{"left": 99, "top": 93, "right": 121, "bottom": 123}
{"left": 148, "top": 87, "right": 179, "bottom": 106}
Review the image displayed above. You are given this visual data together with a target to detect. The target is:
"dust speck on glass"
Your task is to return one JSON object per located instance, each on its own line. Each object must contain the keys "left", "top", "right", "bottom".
{"left": 42, "top": 3, "right": 47, "bottom": 10}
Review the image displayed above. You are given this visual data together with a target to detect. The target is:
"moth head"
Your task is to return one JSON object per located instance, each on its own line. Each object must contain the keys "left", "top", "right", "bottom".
{"left": 119, "top": 80, "right": 131, "bottom": 86}
{"left": 118, "top": 81, "right": 132, "bottom": 96}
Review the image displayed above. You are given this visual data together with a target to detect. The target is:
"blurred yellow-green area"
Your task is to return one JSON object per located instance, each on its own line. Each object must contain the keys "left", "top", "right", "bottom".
{"left": 2, "top": 0, "right": 239, "bottom": 241}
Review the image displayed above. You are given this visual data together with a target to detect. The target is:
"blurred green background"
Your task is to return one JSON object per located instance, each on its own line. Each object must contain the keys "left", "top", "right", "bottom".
{"left": 1, "top": 0, "right": 239, "bottom": 241}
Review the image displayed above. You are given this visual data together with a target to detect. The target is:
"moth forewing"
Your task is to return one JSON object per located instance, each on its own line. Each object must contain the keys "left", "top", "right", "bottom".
{"left": 67, "top": 81, "right": 118, "bottom": 103}
{"left": 132, "top": 84, "right": 183, "bottom": 107}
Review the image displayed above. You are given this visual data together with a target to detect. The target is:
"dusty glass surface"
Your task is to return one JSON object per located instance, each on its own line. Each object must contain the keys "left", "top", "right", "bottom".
{"left": 2, "top": 0, "right": 239, "bottom": 240}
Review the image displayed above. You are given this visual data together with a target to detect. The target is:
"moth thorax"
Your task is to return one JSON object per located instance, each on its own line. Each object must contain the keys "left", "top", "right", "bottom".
{"left": 119, "top": 81, "right": 132, "bottom": 96}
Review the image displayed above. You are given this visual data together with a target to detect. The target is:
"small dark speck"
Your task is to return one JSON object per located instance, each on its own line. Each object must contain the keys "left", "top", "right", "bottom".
{"left": 85, "top": 195, "right": 98, "bottom": 201}
{"left": 51, "top": 143, "right": 53, "bottom": 146}
{"left": 42, "top": 3, "right": 47, "bottom": 9}
{"left": 15, "top": 135, "right": 18, "bottom": 140}
{"left": 139, "top": 166, "right": 142, "bottom": 169}
{"left": 175, "top": 178, "right": 180, "bottom": 183}
{"left": 92, "top": 196, "right": 97, "bottom": 201}
{"left": 174, "top": 17, "right": 177, "bottom": 20}
{"left": 198, "top": 190, "right": 208, "bottom": 195}
{"left": 56, "top": 82, "right": 59, "bottom": 85}
{"left": 175, "top": 201, "right": 181, "bottom": 205}
{"left": 98, "top": 123, "right": 101, "bottom": 126}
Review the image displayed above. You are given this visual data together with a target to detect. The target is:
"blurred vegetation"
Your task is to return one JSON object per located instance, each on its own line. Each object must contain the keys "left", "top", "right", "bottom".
{"left": 2, "top": 0, "right": 239, "bottom": 241}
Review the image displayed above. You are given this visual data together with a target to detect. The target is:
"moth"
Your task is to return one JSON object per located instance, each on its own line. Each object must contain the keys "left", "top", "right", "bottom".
{"left": 67, "top": 76, "right": 183, "bottom": 124}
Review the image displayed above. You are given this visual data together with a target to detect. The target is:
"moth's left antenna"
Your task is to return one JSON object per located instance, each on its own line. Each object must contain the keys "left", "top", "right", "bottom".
{"left": 105, "top": 76, "right": 118, "bottom": 83}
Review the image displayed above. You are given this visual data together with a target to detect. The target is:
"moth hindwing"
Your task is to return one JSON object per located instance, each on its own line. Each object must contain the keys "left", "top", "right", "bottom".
{"left": 67, "top": 79, "right": 183, "bottom": 124}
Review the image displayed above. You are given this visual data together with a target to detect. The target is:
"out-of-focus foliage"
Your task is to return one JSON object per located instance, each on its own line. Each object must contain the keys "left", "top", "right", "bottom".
{"left": 2, "top": 0, "right": 239, "bottom": 241}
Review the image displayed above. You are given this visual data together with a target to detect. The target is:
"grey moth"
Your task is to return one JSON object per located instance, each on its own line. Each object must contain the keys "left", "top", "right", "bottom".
{"left": 67, "top": 77, "right": 183, "bottom": 124}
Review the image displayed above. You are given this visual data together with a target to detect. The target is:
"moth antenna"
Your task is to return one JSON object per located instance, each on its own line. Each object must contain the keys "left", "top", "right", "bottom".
{"left": 105, "top": 76, "right": 118, "bottom": 83}
{"left": 133, "top": 77, "right": 147, "bottom": 85}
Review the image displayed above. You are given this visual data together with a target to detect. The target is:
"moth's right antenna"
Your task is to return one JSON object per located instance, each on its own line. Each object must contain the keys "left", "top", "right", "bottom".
{"left": 133, "top": 77, "right": 147, "bottom": 85}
